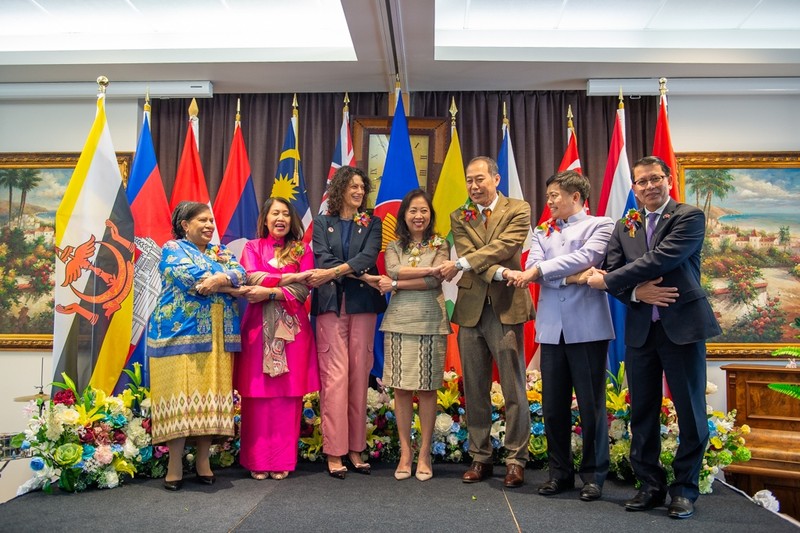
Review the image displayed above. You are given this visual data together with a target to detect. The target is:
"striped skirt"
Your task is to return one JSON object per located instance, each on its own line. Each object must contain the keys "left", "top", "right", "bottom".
{"left": 383, "top": 332, "right": 446, "bottom": 391}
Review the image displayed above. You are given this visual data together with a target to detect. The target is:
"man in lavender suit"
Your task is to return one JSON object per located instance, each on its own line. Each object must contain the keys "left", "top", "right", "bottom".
{"left": 506, "top": 170, "right": 614, "bottom": 502}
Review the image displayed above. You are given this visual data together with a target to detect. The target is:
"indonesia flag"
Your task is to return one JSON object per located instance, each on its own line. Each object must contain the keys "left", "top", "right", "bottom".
{"left": 170, "top": 99, "right": 220, "bottom": 243}
{"left": 213, "top": 114, "right": 258, "bottom": 260}
{"left": 497, "top": 118, "right": 536, "bottom": 368}
{"left": 320, "top": 97, "right": 355, "bottom": 216}
{"left": 596, "top": 97, "right": 636, "bottom": 376}
{"left": 117, "top": 101, "right": 172, "bottom": 392}
{"left": 653, "top": 90, "right": 681, "bottom": 201}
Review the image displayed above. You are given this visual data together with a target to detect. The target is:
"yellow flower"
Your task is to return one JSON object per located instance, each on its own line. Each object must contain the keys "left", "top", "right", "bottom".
{"left": 113, "top": 456, "right": 136, "bottom": 477}
{"left": 437, "top": 387, "right": 461, "bottom": 410}
{"left": 300, "top": 426, "right": 323, "bottom": 455}
{"left": 526, "top": 388, "right": 542, "bottom": 403}
{"left": 741, "top": 424, "right": 751, "bottom": 435}
{"left": 120, "top": 389, "right": 135, "bottom": 409}
{"left": 606, "top": 389, "right": 628, "bottom": 413}
{"left": 75, "top": 403, "right": 105, "bottom": 427}
{"left": 710, "top": 436, "right": 724, "bottom": 449}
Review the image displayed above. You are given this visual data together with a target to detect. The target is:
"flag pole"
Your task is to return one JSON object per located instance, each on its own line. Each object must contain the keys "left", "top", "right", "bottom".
{"left": 236, "top": 97, "right": 241, "bottom": 124}
{"left": 292, "top": 94, "right": 300, "bottom": 184}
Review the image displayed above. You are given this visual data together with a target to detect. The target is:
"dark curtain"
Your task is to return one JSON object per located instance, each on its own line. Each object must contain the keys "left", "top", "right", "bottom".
{"left": 151, "top": 91, "right": 658, "bottom": 218}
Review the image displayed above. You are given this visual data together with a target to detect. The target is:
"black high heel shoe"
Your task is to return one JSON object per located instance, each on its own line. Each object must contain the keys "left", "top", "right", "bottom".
{"left": 196, "top": 474, "right": 216, "bottom": 485}
{"left": 163, "top": 478, "right": 183, "bottom": 491}
{"left": 327, "top": 465, "right": 347, "bottom": 479}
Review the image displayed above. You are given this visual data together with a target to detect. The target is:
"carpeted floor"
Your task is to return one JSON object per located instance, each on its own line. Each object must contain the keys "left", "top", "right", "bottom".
{"left": 1, "top": 462, "right": 797, "bottom": 532}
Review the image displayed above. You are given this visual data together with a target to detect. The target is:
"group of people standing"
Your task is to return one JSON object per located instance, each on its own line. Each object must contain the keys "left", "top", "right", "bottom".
{"left": 145, "top": 154, "right": 718, "bottom": 521}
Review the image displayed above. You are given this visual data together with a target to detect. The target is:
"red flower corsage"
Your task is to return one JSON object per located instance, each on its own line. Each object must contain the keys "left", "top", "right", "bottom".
{"left": 535, "top": 218, "right": 560, "bottom": 237}
{"left": 354, "top": 212, "right": 371, "bottom": 227}
{"left": 621, "top": 209, "right": 642, "bottom": 238}
{"left": 288, "top": 241, "right": 304, "bottom": 260}
{"left": 461, "top": 201, "right": 479, "bottom": 222}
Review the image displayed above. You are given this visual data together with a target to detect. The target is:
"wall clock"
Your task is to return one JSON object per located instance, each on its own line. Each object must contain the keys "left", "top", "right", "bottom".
{"left": 353, "top": 116, "right": 448, "bottom": 209}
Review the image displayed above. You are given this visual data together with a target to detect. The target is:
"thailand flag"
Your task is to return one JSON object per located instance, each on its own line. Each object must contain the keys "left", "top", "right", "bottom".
{"left": 597, "top": 101, "right": 635, "bottom": 376}
{"left": 213, "top": 120, "right": 258, "bottom": 260}
{"left": 117, "top": 105, "right": 171, "bottom": 391}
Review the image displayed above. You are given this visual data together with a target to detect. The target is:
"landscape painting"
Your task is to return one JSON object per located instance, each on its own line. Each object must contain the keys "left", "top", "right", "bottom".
{"left": 677, "top": 152, "right": 800, "bottom": 358}
{"left": 0, "top": 153, "right": 131, "bottom": 349}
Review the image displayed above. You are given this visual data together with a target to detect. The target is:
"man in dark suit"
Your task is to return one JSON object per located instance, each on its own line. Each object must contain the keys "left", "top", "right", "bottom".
{"left": 440, "top": 156, "right": 534, "bottom": 488}
{"left": 588, "top": 156, "right": 721, "bottom": 519}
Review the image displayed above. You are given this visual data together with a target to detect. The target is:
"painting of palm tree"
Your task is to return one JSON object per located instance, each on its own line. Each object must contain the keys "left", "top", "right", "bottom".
{"left": 678, "top": 152, "right": 800, "bottom": 357}
{"left": 0, "top": 153, "right": 131, "bottom": 349}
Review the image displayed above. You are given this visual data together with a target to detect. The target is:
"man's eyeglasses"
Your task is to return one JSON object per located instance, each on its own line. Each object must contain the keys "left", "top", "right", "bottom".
{"left": 633, "top": 175, "right": 666, "bottom": 188}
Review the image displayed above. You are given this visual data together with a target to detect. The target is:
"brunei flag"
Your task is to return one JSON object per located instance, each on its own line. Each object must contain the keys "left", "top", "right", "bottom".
{"left": 53, "top": 91, "right": 135, "bottom": 395}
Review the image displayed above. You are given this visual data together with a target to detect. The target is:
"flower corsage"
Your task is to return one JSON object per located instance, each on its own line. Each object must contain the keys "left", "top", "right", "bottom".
{"left": 354, "top": 212, "right": 371, "bottom": 227}
{"left": 288, "top": 240, "right": 305, "bottom": 260}
{"left": 621, "top": 209, "right": 642, "bottom": 238}
{"left": 208, "top": 245, "right": 232, "bottom": 264}
{"left": 460, "top": 201, "right": 479, "bottom": 223}
{"left": 535, "top": 218, "right": 560, "bottom": 237}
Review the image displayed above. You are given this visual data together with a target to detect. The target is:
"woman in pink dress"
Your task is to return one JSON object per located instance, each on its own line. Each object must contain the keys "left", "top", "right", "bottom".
{"left": 235, "top": 197, "right": 320, "bottom": 480}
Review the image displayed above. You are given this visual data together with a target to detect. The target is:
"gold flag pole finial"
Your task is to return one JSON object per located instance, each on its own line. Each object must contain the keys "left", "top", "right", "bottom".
{"left": 449, "top": 97, "right": 458, "bottom": 128}
{"left": 144, "top": 85, "right": 151, "bottom": 113}
{"left": 344, "top": 92, "right": 350, "bottom": 113}
{"left": 659, "top": 77, "right": 668, "bottom": 97}
{"left": 188, "top": 98, "right": 199, "bottom": 118}
{"left": 502, "top": 101, "right": 509, "bottom": 127}
{"left": 618, "top": 87, "right": 624, "bottom": 110}
{"left": 566, "top": 104, "right": 575, "bottom": 130}
{"left": 236, "top": 98, "right": 241, "bottom": 123}
{"left": 97, "top": 76, "right": 109, "bottom": 95}
{"left": 292, "top": 93, "right": 299, "bottom": 118}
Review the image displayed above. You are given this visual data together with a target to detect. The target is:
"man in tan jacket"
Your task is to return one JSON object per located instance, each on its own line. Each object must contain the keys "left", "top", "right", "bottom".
{"left": 441, "top": 156, "right": 534, "bottom": 488}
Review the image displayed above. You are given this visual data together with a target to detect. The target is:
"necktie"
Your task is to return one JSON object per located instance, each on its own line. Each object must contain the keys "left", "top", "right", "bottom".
{"left": 646, "top": 212, "right": 660, "bottom": 321}
{"left": 646, "top": 212, "right": 659, "bottom": 249}
{"left": 483, "top": 208, "right": 492, "bottom": 228}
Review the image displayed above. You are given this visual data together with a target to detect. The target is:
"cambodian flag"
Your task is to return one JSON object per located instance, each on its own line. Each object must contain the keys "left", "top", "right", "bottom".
{"left": 213, "top": 120, "right": 258, "bottom": 260}
{"left": 116, "top": 105, "right": 171, "bottom": 392}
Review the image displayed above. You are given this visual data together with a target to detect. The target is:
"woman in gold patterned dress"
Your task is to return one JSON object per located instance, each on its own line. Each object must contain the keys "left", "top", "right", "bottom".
{"left": 373, "top": 189, "right": 451, "bottom": 481}
{"left": 147, "top": 201, "right": 246, "bottom": 491}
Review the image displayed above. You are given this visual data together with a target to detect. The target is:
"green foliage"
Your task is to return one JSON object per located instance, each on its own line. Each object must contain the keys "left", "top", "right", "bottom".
{"left": 768, "top": 383, "right": 800, "bottom": 401}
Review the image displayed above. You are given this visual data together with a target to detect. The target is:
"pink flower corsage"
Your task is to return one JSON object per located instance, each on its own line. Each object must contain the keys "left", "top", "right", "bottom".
{"left": 621, "top": 209, "right": 642, "bottom": 238}
{"left": 461, "top": 201, "right": 479, "bottom": 222}
{"left": 535, "top": 218, "right": 560, "bottom": 237}
{"left": 354, "top": 212, "right": 371, "bottom": 227}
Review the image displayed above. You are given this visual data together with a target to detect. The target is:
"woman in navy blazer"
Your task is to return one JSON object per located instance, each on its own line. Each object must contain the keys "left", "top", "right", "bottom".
{"left": 308, "top": 166, "right": 386, "bottom": 478}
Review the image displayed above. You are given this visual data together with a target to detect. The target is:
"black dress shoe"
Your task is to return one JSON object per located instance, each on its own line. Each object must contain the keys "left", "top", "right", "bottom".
{"left": 537, "top": 478, "right": 574, "bottom": 496}
{"left": 668, "top": 496, "right": 695, "bottom": 519}
{"left": 579, "top": 482, "right": 602, "bottom": 501}
{"left": 624, "top": 490, "right": 666, "bottom": 512}
{"left": 163, "top": 479, "right": 183, "bottom": 491}
{"left": 196, "top": 474, "right": 216, "bottom": 485}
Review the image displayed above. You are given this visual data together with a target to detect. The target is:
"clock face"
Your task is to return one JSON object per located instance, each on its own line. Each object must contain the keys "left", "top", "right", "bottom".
{"left": 366, "top": 133, "right": 430, "bottom": 209}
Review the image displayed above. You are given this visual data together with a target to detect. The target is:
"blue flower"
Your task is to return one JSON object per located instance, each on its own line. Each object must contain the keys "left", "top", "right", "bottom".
{"left": 450, "top": 422, "right": 461, "bottom": 433}
{"left": 139, "top": 446, "right": 153, "bottom": 462}
{"left": 386, "top": 411, "right": 395, "bottom": 421}
{"left": 491, "top": 412, "right": 500, "bottom": 422}
{"left": 457, "top": 428, "right": 468, "bottom": 440}
{"left": 458, "top": 408, "right": 465, "bottom": 415}
{"left": 707, "top": 420, "right": 717, "bottom": 436}
{"left": 529, "top": 402, "right": 542, "bottom": 416}
{"left": 30, "top": 457, "right": 45, "bottom": 471}
{"left": 105, "top": 413, "right": 128, "bottom": 428}
{"left": 111, "top": 443, "right": 123, "bottom": 453}
{"left": 21, "top": 440, "right": 31, "bottom": 450}
{"left": 234, "top": 415, "right": 241, "bottom": 424}
{"left": 303, "top": 408, "right": 316, "bottom": 419}
{"left": 75, "top": 461, "right": 85, "bottom": 470}
{"left": 462, "top": 440, "right": 470, "bottom": 452}
{"left": 82, "top": 444, "right": 96, "bottom": 460}
{"left": 531, "top": 422, "right": 545, "bottom": 436}
{"left": 491, "top": 437, "right": 501, "bottom": 449}
{"left": 432, "top": 442, "right": 446, "bottom": 456}
{"left": 660, "top": 424, "right": 668, "bottom": 436}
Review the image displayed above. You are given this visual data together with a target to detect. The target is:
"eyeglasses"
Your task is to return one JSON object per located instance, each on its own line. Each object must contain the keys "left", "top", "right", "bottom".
{"left": 633, "top": 175, "right": 666, "bottom": 188}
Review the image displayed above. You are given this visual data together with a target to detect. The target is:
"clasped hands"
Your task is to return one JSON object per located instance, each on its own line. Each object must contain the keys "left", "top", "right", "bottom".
{"left": 585, "top": 269, "right": 679, "bottom": 307}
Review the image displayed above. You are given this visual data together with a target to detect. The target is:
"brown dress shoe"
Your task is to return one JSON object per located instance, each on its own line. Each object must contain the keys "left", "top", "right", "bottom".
{"left": 462, "top": 461, "right": 493, "bottom": 483}
{"left": 503, "top": 464, "right": 525, "bottom": 488}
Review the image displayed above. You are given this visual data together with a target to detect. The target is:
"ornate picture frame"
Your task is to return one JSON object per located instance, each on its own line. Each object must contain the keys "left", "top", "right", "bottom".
{"left": 0, "top": 152, "right": 132, "bottom": 350}
{"left": 352, "top": 116, "right": 449, "bottom": 209}
{"left": 677, "top": 151, "right": 800, "bottom": 359}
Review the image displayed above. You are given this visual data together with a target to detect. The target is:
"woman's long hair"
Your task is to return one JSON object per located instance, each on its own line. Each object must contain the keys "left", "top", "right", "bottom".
{"left": 255, "top": 197, "right": 305, "bottom": 265}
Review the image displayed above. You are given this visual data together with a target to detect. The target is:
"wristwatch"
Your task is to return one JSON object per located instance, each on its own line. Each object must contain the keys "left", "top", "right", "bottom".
{"left": 455, "top": 261, "right": 464, "bottom": 271}
{"left": 391, "top": 280, "right": 398, "bottom": 291}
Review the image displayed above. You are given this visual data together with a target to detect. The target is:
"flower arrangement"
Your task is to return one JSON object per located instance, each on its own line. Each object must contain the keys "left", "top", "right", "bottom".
{"left": 353, "top": 211, "right": 371, "bottom": 227}
{"left": 17, "top": 365, "right": 749, "bottom": 496}
{"left": 535, "top": 218, "right": 560, "bottom": 237}
{"left": 14, "top": 364, "right": 241, "bottom": 494}
{"left": 460, "top": 201, "right": 479, "bottom": 223}
{"left": 621, "top": 208, "right": 642, "bottom": 237}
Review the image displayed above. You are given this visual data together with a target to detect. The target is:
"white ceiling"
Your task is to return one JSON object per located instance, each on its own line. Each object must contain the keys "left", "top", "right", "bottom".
{"left": 0, "top": 0, "right": 799, "bottom": 94}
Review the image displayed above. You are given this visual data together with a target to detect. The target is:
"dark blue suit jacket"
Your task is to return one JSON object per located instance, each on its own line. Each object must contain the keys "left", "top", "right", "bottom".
{"left": 603, "top": 199, "right": 721, "bottom": 348}
{"left": 310, "top": 213, "right": 387, "bottom": 316}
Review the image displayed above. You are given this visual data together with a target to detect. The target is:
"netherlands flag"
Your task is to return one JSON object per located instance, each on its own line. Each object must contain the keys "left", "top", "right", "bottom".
{"left": 213, "top": 118, "right": 258, "bottom": 260}
{"left": 596, "top": 98, "right": 635, "bottom": 376}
